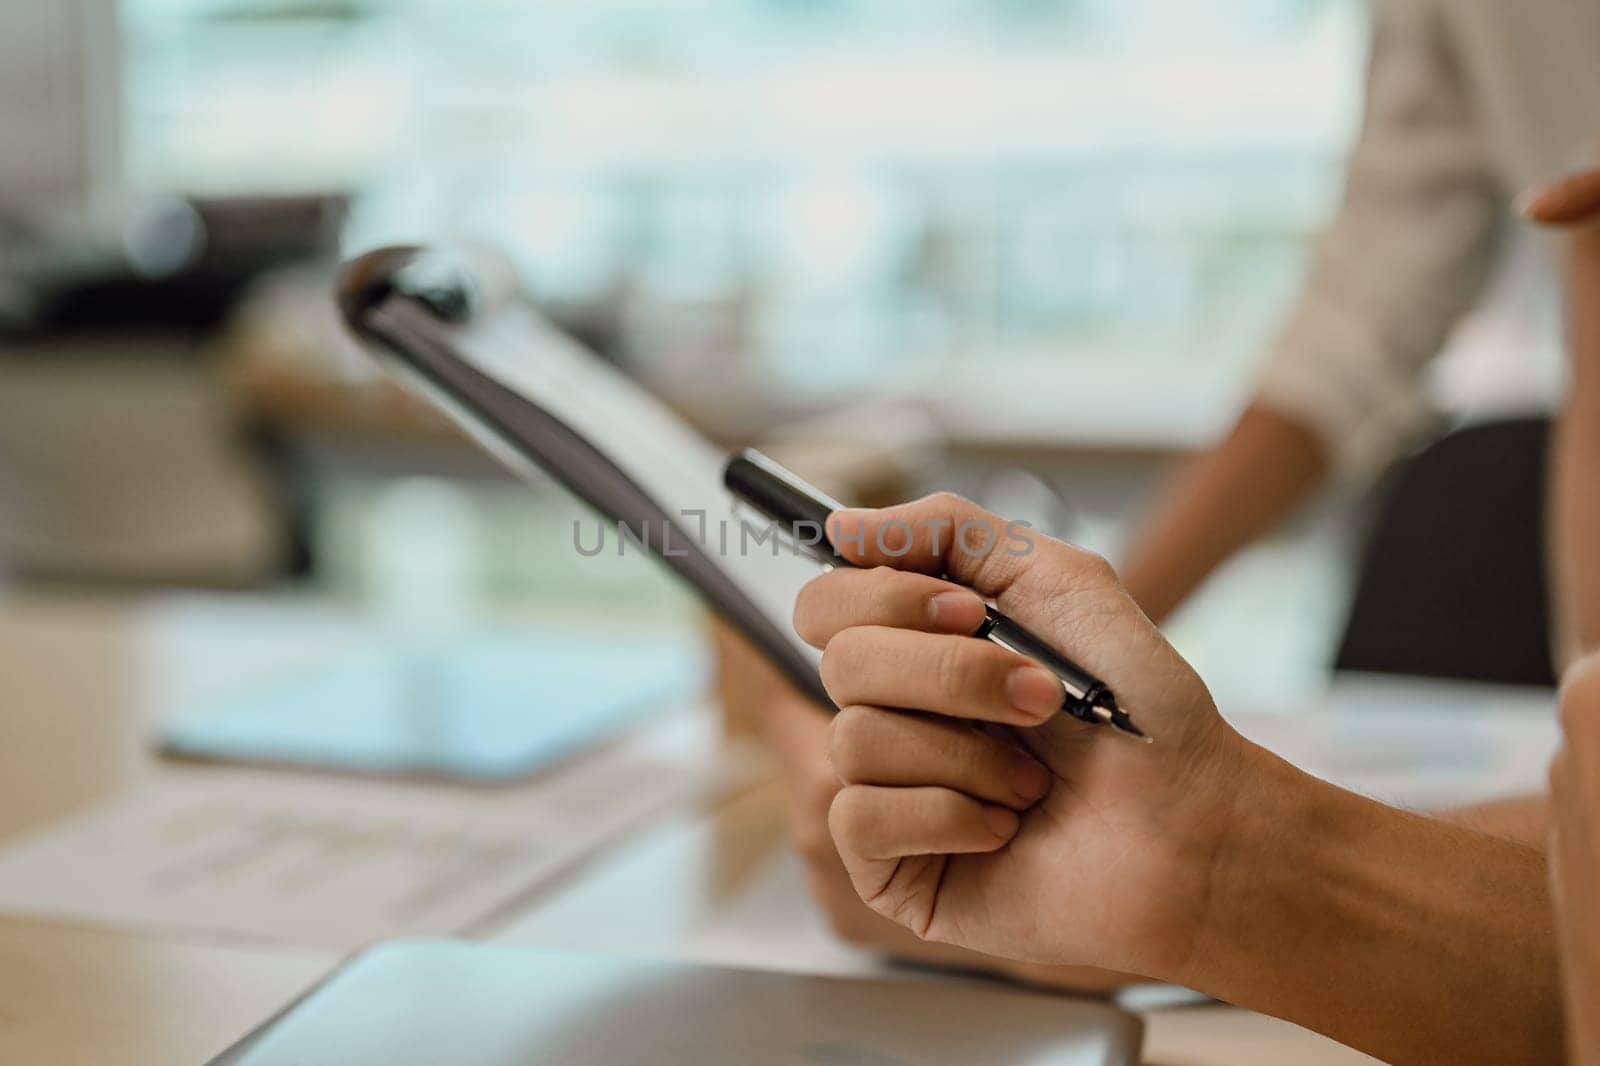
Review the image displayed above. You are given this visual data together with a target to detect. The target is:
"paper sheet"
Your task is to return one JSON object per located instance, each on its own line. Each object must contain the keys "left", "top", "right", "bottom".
{"left": 0, "top": 709, "right": 754, "bottom": 950}
{"left": 1228, "top": 684, "right": 1560, "bottom": 810}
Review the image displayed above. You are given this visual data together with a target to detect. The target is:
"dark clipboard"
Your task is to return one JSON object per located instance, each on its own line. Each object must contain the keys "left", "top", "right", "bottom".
{"left": 337, "top": 247, "right": 830, "bottom": 708}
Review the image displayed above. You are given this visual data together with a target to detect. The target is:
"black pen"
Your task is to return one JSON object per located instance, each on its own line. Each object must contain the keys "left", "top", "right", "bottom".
{"left": 724, "top": 449, "right": 1150, "bottom": 742}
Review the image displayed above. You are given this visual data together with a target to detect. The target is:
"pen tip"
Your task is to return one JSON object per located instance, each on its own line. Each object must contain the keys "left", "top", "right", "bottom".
{"left": 1079, "top": 697, "right": 1154, "bottom": 743}
{"left": 1111, "top": 712, "right": 1151, "bottom": 743}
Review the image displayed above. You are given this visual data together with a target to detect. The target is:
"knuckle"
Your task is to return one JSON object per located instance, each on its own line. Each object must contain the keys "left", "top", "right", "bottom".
{"left": 933, "top": 638, "right": 972, "bottom": 698}
{"left": 912, "top": 491, "right": 978, "bottom": 531}
{"left": 933, "top": 638, "right": 991, "bottom": 702}
{"left": 828, "top": 705, "right": 877, "bottom": 783}
{"left": 818, "top": 631, "right": 862, "bottom": 698}
{"left": 872, "top": 567, "right": 913, "bottom": 617}
{"left": 793, "top": 570, "right": 849, "bottom": 646}
{"left": 926, "top": 490, "right": 977, "bottom": 514}
{"left": 1069, "top": 546, "right": 1118, "bottom": 584}
{"left": 827, "top": 786, "right": 870, "bottom": 848}
{"left": 928, "top": 787, "right": 969, "bottom": 823}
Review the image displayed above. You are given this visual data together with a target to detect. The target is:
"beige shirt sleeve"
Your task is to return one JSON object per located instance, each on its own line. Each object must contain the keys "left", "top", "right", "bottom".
{"left": 1254, "top": 0, "right": 1506, "bottom": 482}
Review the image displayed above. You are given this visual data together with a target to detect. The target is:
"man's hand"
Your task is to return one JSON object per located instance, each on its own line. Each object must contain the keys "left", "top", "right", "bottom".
{"left": 799, "top": 494, "right": 1570, "bottom": 1066}
{"left": 798, "top": 493, "right": 1250, "bottom": 978}
{"left": 1523, "top": 167, "right": 1600, "bottom": 230}
{"left": 1551, "top": 655, "right": 1600, "bottom": 1066}
{"left": 1527, "top": 165, "right": 1600, "bottom": 672}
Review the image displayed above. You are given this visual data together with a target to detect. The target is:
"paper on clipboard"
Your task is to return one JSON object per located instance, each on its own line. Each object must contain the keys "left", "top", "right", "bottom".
{"left": 340, "top": 248, "right": 828, "bottom": 705}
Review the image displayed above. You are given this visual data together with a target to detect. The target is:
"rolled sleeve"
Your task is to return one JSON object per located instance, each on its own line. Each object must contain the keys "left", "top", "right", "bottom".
{"left": 1255, "top": 293, "right": 1440, "bottom": 483}
{"left": 1253, "top": 0, "right": 1504, "bottom": 484}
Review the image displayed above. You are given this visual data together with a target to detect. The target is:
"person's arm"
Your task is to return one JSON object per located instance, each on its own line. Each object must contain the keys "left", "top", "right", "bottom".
{"left": 1551, "top": 655, "right": 1600, "bottom": 1066}
{"left": 805, "top": 494, "right": 1563, "bottom": 1065}
{"left": 1121, "top": 405, "right": 1326, "bottom": 623}
{"left": 1194, "top": 755, "right": 1561, "bottom": 1066}
{"left": 1526, "top": 167, "right": 1600, "bottom": 669}
{"left": 1436, "top": 793, "right": 1551, "bottom": 846}
{"left": 1122, "top": 0, "right": 1504, "bottom": 622}
{"left": 1547, "top": 259, "right": 1600, "bottom": 669}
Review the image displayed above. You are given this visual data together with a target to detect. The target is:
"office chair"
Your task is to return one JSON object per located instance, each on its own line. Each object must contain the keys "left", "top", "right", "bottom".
{"left": 1333, "top": 416, "right": 1556, "bottom": 688}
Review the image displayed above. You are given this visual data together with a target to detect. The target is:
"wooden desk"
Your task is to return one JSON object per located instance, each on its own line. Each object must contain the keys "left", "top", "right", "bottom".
{"left": 0, "top": 597, "right": 342, "bottom": 1063}
{"left": 0, "top": 595, "right": 1386, "bottom": 1065}
{"left": 0, "top": 919, "right": 333, "bottom": 1066}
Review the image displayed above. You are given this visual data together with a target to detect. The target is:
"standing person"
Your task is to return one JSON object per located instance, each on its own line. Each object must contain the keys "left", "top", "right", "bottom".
{"left": 1120, "top": 0, "right": 1600, "bottom": 660}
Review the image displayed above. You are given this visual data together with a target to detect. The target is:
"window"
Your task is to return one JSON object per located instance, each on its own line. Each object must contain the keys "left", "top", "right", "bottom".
{"left": 124, "top": 0, "right": 1367, "bottom": 435}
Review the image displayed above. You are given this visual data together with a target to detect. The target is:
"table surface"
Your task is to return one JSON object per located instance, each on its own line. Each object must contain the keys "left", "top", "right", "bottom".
{"left": 2, "top": 592, "right": 1528, "bottom": 1066}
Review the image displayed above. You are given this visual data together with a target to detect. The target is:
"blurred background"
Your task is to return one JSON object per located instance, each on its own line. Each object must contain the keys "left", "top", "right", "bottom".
{"left": 0, "top": 0, "right": 1563, "bottom": 705}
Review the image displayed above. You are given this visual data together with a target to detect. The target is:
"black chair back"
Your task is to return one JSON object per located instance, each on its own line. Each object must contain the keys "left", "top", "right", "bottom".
{"left": 1334, "top": 417, "right": 1555, "bottom": 687}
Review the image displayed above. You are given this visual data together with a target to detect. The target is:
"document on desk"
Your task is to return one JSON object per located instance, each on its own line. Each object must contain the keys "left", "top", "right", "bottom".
{"left": 0, "top": 709, "right": 752, "bottom": 950}
{"left": 1228, "top": 683, "right": 1561, "bottom": 810}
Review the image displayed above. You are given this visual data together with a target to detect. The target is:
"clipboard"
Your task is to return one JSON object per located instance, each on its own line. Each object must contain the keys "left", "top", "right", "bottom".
{"left": 337, "top": 247, "right": 830, "bottom": 708}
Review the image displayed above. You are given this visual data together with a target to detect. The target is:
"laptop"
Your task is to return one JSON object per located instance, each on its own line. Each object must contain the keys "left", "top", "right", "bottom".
{"left": 210, "top": 941, "right": 1143, "bottom": 1065}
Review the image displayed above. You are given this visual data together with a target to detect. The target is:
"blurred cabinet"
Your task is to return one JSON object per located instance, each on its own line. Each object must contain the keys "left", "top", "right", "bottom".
{"left": 0, "top": 340, "right": 286, "bottom": 586}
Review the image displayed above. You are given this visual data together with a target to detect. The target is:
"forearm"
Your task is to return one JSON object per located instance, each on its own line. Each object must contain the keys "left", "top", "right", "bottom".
{"left": 1550, "top": 230, "right": 1600, "bottom": 670}
{"left": 1554, "top": 811, "right": 1600, "bottom": 1066}
{"left": 1436, "top": 793, "right": 1551, "bottom": 847}
{"left": 1181, "top": 744, "right": 1563, "bottom": 1066}
{"left": 1121, "top": 404, "right": 1328, "bottom": 623}
{"left": 1552, "top": 655, "right": 1600, "bottom": 1066}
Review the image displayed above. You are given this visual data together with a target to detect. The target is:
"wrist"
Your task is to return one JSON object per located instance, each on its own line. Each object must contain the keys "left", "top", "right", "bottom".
{"left": 1096, "top": 716, "right": 1279, "bottom": 984}
{"left": 1161, "top": 741, "right": 1565, "bottom": 1065}
{"left": 1165, "top": 739, "right": 1326, "bottom": 992}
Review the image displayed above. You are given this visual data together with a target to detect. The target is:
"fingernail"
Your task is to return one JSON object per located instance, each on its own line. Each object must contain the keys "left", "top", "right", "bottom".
{"left": 1007, "top": 666, "right": 1064, "bottom": 722}
{"left": 1012, "top": 758, "right": 1051, "bottom": 803}
{"left": 1516, "top": 185, "right": 1544, "bottom": 219}
{"left": 983, "top": 805, "right": 1020, "bottom": 839}
{"left": 928, "top": 591, "right": 984, "bottom": 633}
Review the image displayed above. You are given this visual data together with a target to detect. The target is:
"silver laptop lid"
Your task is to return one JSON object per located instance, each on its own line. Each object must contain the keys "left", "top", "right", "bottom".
{"left": 212, "top": 941, "right": 1143, "bottom": 1066}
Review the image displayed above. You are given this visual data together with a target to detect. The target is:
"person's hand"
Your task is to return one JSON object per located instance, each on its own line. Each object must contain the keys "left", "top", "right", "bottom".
{"left": 1529, "top": 165, "right": 1600, "bottom": 674}
{"left": 1523, "top": 165, "right": 1600, "bottom": 231}
{"left": 1524, "top": 162, "right": 1600, "bottom": 287}
{"left": 760, "top": 685, "right": 1135, "bottom": 993}
{"left": 797, "top": 493, "right": 1253, "bottom": 979}
{"left": 1524, "top": 163, "right": 1600, "bottom": 281}
{"left": 1550, "top": 655, "right": 1600, "bottom": 1066}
